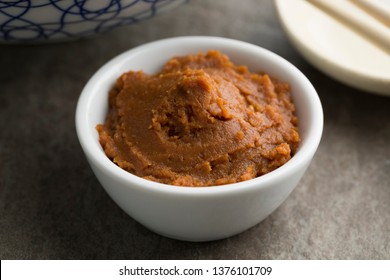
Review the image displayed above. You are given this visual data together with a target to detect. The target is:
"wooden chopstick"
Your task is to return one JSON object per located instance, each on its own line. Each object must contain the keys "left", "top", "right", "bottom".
{"left": 306, "top": 0, "right": 390, "bottom": 53}
{"left": 353, "top": 0, "right": 390, "bottom": 28}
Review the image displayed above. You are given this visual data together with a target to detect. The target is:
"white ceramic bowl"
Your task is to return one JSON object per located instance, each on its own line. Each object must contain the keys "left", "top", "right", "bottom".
{"left": 76, "top": 36, "right": 323, "bottom": 242}
{"left": 0, "top": 0, "right": 187, "bottom": 43}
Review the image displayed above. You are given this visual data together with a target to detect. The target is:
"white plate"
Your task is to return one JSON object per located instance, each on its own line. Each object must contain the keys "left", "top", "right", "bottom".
{"left": 275, "top": 0, "right": 390, "bottom": 96}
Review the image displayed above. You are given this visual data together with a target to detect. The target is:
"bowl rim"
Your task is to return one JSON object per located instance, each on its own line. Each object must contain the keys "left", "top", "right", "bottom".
{"left": 76, "top": 36, "right": 323, "bottom": 197}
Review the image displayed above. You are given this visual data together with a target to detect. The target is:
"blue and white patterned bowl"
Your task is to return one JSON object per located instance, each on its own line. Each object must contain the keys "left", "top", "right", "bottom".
{"left": 0, "top": 0, "right": 187, "bottom": 43}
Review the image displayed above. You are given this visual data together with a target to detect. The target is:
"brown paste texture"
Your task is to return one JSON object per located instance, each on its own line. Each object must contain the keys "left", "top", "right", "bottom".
{"left": 97, "top": 51, "right": 300, "bottom": 186}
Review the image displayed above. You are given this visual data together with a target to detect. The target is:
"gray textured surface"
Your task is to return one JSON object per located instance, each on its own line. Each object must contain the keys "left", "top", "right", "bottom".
{"left": 1, "top": 0, "right": 389, "bottom": 259}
